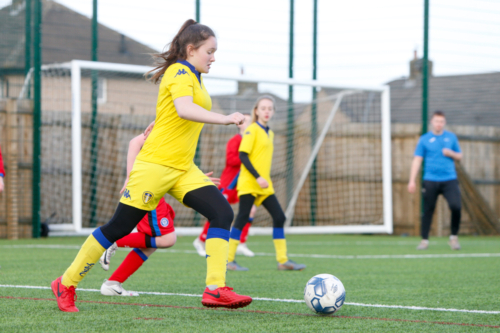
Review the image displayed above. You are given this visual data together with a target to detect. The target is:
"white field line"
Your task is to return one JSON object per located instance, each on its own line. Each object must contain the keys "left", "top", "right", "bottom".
{"left": 0, "top": 284, "right": 498, "bottom": 315}
{"left": 2, "top": 244, "right": 500, "bottom": 260}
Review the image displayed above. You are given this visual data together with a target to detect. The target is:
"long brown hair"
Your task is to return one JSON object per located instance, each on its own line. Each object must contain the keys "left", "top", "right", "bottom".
{"left": 146, "top": 19, "right": 215, "bottom": 84}
{"left": 251, "top": 95, "right": 276, "bottom": 123}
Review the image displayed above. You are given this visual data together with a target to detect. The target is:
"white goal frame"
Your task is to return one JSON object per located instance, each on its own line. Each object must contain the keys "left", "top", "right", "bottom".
{"left": 44, "top": 60, "right": 392, "bottom": 236}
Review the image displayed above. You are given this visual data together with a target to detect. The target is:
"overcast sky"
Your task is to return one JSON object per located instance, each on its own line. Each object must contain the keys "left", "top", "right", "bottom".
{"left": 2, "top": 0, "right": 499, "bottom": 99}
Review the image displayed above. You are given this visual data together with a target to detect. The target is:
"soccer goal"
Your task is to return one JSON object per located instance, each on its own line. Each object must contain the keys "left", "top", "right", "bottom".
{"left": 24, "top": 60, "right": 392, "bottom": 236}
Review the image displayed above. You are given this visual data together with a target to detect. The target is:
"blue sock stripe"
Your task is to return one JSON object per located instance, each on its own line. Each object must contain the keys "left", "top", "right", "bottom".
{"left": 92, "top": 228, "right": 113, "bottom": 249}
{"left": 273, "top": 227, "right": 285, "bottom": 239}
{"left": 248, "top": 217, "right": 254, "bottom": 222}
{"left": 206, "top": 227, "right": 230, "bottom": 242}
{"left": 229, "top": 227, "right": 242, "bottom": 241}
{"left": 150, "top": 237, "right": 157, "bottom": 248}
{"left": 133, "top": 248, "right": 148, "bottom": 261}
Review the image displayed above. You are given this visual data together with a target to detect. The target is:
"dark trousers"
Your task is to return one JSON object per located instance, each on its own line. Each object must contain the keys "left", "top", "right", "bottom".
{"left": 233, "top": 194, "right": 286, "bottom": 230}
{"left": 421, "top": 179, "right": 461, "bottom": 239}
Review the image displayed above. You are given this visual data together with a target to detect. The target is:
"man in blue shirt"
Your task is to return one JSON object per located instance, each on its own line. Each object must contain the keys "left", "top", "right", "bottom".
{"left": 408, "top": 111, "right": 463, "bottom": 250}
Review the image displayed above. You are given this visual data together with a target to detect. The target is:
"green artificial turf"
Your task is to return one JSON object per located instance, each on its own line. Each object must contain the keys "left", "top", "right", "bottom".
{"left": 0, "top": 234, "right": 499, "bottom": 332}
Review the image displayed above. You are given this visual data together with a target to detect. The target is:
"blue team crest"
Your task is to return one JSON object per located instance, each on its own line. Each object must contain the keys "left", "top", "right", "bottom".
{"left": 142, "top": 191, "right": 154, "bottom": 204}
{"left": 160, "top": 218, "right": 169, "bottom": 227}
{"left": 245, "top": 131, "right": 251, "bottom": 135}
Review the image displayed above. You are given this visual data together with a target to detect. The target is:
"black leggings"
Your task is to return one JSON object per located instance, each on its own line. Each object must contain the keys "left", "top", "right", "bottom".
{"left": 101, "top": 185, "right": 233, "bottom": 243}
{"left": 233, "top": 194, "right": 285, "bottom": 230}
{"left": 421, "top": 179, "right": 461, "bottom": 239}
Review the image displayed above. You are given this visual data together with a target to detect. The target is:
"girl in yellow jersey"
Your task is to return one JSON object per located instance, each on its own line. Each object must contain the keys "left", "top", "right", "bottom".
{"left": 227, "top": 96, "right": 306, "bottom": 271}
{"left": 51, "top": 19, "right": 252, "bottom": 312}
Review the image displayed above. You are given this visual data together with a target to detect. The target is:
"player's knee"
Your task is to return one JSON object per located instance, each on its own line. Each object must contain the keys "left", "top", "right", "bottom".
{"left": 210, "top": 205, "right": 234, "bottom": 230}
{"left": 272, "top": 213, "right": 286, "bottom": 229}
{"left": 155, "top": 233, "right": 177, "bottom": 248}
{"left": 449, "top": 202, "right": 461, "bottom": 213}
{"left": 140, "top": 247, "right": 157, "bottom": 256}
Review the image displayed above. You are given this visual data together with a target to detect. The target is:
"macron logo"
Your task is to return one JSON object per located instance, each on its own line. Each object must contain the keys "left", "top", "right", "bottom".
{"left": 174, "top": 69, "right": 188, "bottom": 78}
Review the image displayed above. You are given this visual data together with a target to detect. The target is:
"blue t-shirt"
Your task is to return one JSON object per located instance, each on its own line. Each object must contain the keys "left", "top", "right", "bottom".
{"left": 414, "top": 130, "right": 461, "bottom": 182}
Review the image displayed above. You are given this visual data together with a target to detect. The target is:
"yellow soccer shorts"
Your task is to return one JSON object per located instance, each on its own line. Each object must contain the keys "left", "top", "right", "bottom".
{"left": 120, "top": 159, "right": 215, "bottom": 210}
{"left": 237, "top": 192, "right": 272, "bottom": 206}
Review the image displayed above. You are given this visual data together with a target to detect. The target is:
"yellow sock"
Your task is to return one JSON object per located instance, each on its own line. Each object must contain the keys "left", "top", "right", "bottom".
{"left": 61, "top": 232, "right": 109, "bottom": 288}
{"left": 273, "top": 239, "right": 288, "bottom": 264}
{"left": 205, "top": 237, "right": 229, "bottom": 288}
{"left": 228, "top": 238, "right": 240, "bottom": 263}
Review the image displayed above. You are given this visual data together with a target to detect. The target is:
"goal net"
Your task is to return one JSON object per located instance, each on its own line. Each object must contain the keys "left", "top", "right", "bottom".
{"left": 27, "top": 60, "right": 392, "bottom": 235}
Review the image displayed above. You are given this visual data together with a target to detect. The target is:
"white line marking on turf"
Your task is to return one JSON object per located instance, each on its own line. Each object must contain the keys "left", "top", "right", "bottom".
{"left": 1, "top": 284, "right": 498, "bottom": 315}
{"left": 2, "top": 245, "right": 500, "bottom": 260}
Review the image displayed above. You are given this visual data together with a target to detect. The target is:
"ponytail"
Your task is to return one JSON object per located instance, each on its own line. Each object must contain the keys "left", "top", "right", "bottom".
{"left": 146, "top": 19, "right": 215, "bottom": 84}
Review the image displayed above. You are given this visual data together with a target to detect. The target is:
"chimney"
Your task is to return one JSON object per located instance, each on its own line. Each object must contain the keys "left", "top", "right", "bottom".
{"left": 409, "top": 50, "right": 433, "bottom": 80}
{"left": 119, "top": 34, "right": 128, "bottom": 54}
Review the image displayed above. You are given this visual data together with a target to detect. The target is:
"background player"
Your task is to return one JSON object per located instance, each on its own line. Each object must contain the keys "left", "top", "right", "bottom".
{"left": 51, "top": 19, "right": 251, "bottom": 312}
{"left": 0, "top": 144, "right": 4, "bottom": 193}
{"left": 193, "top": 114, "right": 257, "bottom": 258}
{"left": 408, "top": 110, "right": 463, "bottom": 250}
{"left": 227, "top": 95, "right": 306, "bottom": 271}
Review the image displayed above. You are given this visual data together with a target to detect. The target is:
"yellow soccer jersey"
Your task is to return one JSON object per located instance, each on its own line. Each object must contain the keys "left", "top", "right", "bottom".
{"left": 137, "top": 60, "right": 212, "bottom": 171}
{"left": 237, "top": 121, "right": 275, "bottom": 197}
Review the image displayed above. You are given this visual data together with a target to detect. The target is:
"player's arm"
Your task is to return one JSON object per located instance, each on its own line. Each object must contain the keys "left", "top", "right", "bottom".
{"left": 239, "top": 152, "right": 268, "bottom": 189}
{"left": 174, "top": 96, "right": 245, "bottom": 126}
{"left": 407, "top": 156, "right": 423, "bottom": 194}
{"left": 443, "top": 134, "right": 462, "bottom": 161}
{"left": 226, "top": 137, "right": 241, "bottom": 167}
{"left": 442, "top": 149, "right": 462, "bottom": 161}
{"left": 120, "top": 134, "right": 147, "bottom": 194}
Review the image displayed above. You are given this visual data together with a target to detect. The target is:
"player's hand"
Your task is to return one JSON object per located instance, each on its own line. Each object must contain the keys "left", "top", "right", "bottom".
{"left": 120, "top": 177, "right": 129, "bottom": 194}
{"left": 256, "top": 177, "right": 269, "bottom": 189}
{"left": 250, "top": 204, "right": 257, "bottom": 218}
{"left": 407, "top": 181, "right": 416, "bottom": 194}
{"left": 224, "top": 112, "right": 245, "bottom": 126}
{"left": 442, "top": 148, "right": 454, "bottom": 158}
{"left": 204, "top": 171, "right": 221, "bottom": 186}
{"left": 144, "top": 121, "right": 155, "bottom": 138}
{"left": 0, "top": 177, "right": 4, "bottom": 193}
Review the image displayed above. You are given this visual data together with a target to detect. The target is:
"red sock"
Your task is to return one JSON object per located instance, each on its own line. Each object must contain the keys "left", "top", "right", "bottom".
{"left": 199, "top": 221, "right": 210, "bottom": 242}
{"left": 116, "top": 232, "right": 146, "bottom": 248}
{"left": 109, "top": 249, "right": 147, "bottom": 283}
{"left": 240, "top": 222, "right": 252, "bottom": 244}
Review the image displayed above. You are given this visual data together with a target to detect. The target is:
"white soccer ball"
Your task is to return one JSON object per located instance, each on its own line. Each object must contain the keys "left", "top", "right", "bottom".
{"left": 304, "top": 274, "right": 346, "bottom": 315}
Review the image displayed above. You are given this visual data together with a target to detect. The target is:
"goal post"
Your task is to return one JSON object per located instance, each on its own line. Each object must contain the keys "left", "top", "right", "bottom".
{"left": 29, "top": 60, "right": 392, "bottom": 236}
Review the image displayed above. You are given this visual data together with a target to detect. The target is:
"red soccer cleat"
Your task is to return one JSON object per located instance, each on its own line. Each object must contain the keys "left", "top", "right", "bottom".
{"left": 201, "top": 286, "right": 252, "bottom": 309}
{"left": 51, "top": 276, "right": 79, "bottom": 312}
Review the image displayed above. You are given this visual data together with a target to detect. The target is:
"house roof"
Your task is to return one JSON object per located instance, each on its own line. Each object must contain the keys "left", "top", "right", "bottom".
{"left": 0, "top": 0, "right": 158, "bottom": 70}
{"left": 387, "top": 72, "right": 500, "bottom": 126}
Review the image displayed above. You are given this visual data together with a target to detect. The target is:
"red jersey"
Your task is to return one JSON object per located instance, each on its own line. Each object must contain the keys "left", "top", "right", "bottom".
{"left": 0, "top": 145, "right": 5, "bottom": 177}
{"left": 219, "top": 134, "right": 242, "bottom": 204}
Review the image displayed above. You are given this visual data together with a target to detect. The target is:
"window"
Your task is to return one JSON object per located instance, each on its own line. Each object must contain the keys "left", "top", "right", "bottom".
{"left": 97, "top": 78, "right": 107, "bottom": 104}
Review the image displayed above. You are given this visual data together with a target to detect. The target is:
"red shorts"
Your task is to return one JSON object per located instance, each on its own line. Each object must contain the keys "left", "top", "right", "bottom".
{"left": 137, "top": 198, "right": 176, "bottom": 237}
{"left": 221, "top": 187, "right": 239, "bottom": 204}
